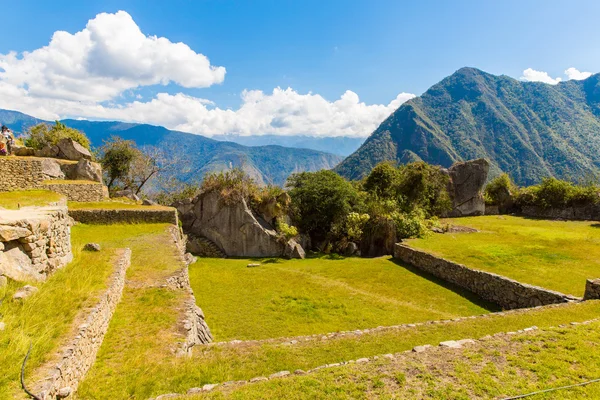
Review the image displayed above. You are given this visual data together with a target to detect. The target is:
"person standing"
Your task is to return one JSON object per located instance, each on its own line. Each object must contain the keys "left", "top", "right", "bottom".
{"left": 1, "top": 126, "right": 14, "bottom": 155}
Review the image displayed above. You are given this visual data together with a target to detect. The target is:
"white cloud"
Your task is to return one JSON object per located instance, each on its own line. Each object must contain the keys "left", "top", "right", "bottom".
{"left": 520, "top": 67, "right": 595, "bottom": 85}
{"left": 0, "top": 11, "right": 415, "bottom": 138}
{"left": 564, "top": 67, "right": 592, "bottom": 80}
{"left": 520, "top": 68, "right": 562, "bottom": 85}
{"left": 0, "top": 11, "right": 225, "bottom": 103}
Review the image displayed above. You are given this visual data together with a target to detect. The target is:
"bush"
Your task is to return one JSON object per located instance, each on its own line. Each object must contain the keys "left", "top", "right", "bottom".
{"left": 99, "top": 137, "right": 138, "bottom": 189}
{"left": 391, "top": 208, "right": 429, "bottom": 239}
{"left": 201, "top": 169, "right": 258, "bottom": 204}
{"left": 485, "top": 174, "right": 516, "bottom": 206}
{"left": 154, "top": 183, "right": 201, "bottom": 206}
{"left": 287, "top": 170, "right": 362, "bottom": 243}
{"left": 345, "top": 212, "right": 370, "bottom": 242}
{"left": 24, "top": 121, "right": 91, "bottom": 150}
{"left": 516, "top": 177, "right": 600, "bottom": 209}
{"left": 276, "top": 220, "right": 298, "bottom": 241}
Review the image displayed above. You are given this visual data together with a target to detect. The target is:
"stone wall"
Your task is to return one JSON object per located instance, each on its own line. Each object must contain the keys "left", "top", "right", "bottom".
{"left": 584, "top": 279, "right": 600, "bottom": 300}
{"left": 34, "top": 248, "right": 131, "bottom": 399}
{"left": 0, "top": 157, "right": 45, "bottom": 191}
{"left": 167, "top": 226, "right": 213, "bottom": 353}
{"left": 520, "top": 205, "right": 600, "bottom": 221}
{"left": 69, "top": 208, "right": 179, "bottom": 225}
{"left": 0, "top": 206, "right": 72, "bottom": 281}
{"left": 393, "top": 243, "right": 577, "bottom": 309}
{"left": 42, "top": 182, "right": 107, "bottom": 202}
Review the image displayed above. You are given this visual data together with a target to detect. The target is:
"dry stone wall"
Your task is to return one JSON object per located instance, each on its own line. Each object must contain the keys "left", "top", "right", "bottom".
{"left": 42, "top": 182, "right": 107, "bottom": 202}
{"left": 393, "top": 243, "right": 577, "bottom": 309}
{"left": 0, "top": 206, "right": 72, "bottom": 281}
{"left": 34, "top": 248, "right": 131, "bottom": 399}
{"left": 69, "top": 208, "right": 178, "bottom": 225}
{"left": 0, "top": 157, "right": 45, "bottom": 191}
{"left": 520, "top": 205, "right": 600, "bottom": 221}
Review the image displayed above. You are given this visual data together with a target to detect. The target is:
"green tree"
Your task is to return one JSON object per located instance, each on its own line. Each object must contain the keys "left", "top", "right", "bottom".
{"left": 24, "top": 121, "right": 91, "bottom": 150}
{"left": 99, "top": 136, "right": 137, "bottom": 189}
{"left": 287, "top": 170, "right": 361, "bottom": 243}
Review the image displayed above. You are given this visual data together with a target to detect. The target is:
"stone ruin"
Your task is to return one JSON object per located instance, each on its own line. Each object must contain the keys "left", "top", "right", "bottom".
{"left": 444, "top": 158, "right": 490, "bottom": 217}
{"left": 0, "top": 206, "right": 73, "bottom": 281}
{"left": 175, "top": 190, "right": 305, "bottom": 259}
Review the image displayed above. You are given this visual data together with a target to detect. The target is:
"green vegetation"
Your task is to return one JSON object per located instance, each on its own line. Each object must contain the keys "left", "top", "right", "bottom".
{"left": 335, "top": 67, "right": 600, "bottom": 185}
{"left": 189, "top": 256, "right": 495, "bottom": 341}
{"left": 0, "top": 190, "right": 64, "bottom": 209}
{"left": 68, "top": 200, "right": 172, "bottom": 211}
{"left": 98, "top": 136, "right": 138, "bottom": 189}
{"left": 24, "top": 121, "right": 91, "bottom": 150}
{"left": 407, "top": 215, "right": 600, "bottom": 296}
{"left": 0, "top": 225, "right": 121, "bottom": 398}
{"left": 77, "top": 300, "right": 600, "bottom": 399}
{"left": 185, "top": 319, "right": 600, "bottom": 399}
{"left": 515, "top": 177, "right": 600, "bottom": 209}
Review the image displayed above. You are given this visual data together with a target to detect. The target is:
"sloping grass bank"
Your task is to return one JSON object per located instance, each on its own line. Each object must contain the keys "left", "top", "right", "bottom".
{"left": 408, "top": 215, "right": 600, "bottom": 296}
{"left": 0, "top": 190, "right": 64, "bottom": 209}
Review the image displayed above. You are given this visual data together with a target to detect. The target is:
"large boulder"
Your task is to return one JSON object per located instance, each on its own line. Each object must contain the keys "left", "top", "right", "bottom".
{"left": 34, "top": 145, "right": 59, "bottom": 158}
{"left": 444, "top": 158, "right": 490, "bottom": 217}
{"left": 114, "top": 189, "right": 140, "bottom": 202}
{"left": 176, "top": 191, "right": 304, "bottom": 258}
{"left": 73, "top": 159, "right": 103, "bottom": 182}
{"left": 360, "top": 217, "right": 397, "bottom": 257}
{"left": 12, "top": 145, "right": 35, "bottom": 156}
{"left": 40, "top": 158, "right": 65, "bottom": 179}
{"left": 56, "top": 138, "right": 92, "bottom": 161}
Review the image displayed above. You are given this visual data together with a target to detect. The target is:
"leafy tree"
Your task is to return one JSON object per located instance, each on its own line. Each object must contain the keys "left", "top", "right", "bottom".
{"left": 99, "top": 136, "right": 137, "bottom": 189}
{"left": 287, "top": 170, "right": 362, "bottom": 243}
{"left": 24, "top": 121, "right": 91, "bottom": 150}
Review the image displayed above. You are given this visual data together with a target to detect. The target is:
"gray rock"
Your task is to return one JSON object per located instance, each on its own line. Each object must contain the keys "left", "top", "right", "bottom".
{"left": 0, "top": 275, "right": 7, "bottom": 289}
{"left": 175, "top": 191, "right": 305, "bottom": 258}
{"left": 83, "top": 243, "right": 101, "bottom": 252}
{"left": 143, "top": 199, "right": 158, "bottom": 206}
{"left": 444, "top": 158, "right": 490, "bottom": 217}
{"left": 41, "top": 158, "right": 65, "bottom": 179}
{"left": 57, "top": 386, "right": 72, "bottom": 398}
{"left": 343, "top": 242, "right": 358, "bottom": 256}
{"left": 356, "top": 358, "right": 369, "bottom": 363}
{"left": 202, "top": 383, "right": 219, "bottom": 391}
{"left": 360, "top": 217, "right": 397, "bottom": 257}
{"left": 247, "top": 263, "right": 261, "bottom": 268}
{"left": 439, "top": 340, "right": 462, "bottom": 349}
{"left": 269, "top": 371, "right": 290, "bottom": 379}
{"left": 114, "top": 190, "right": 140, "bottom": 202}
{"left": 250, "top": 376, "right": 269, "bottom": 382}
{"left": 283, "top": 239, "right": 305, "bottom": 259}
{"left": 34, "top": 145, "right": 59, "bottom": 158}
{"left": 0, "top": 243, "right": 35, "bottom": 281}
{"left": 12, "top": 145, "right": 35, "bottom": 156}
{"left": 56, "top": 138, "right": 92, "bottom": 161}
{"left": 74, "top": 159, "right": 102, "bottom": 182}
{"left": 186, "top": 387, "right": 203, "bottom": 394}
{"left": 12, "top": 285, "right": 38, "bottom": 300}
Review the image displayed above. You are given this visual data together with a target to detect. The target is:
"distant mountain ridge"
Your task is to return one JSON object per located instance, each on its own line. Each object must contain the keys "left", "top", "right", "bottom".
{"left": 335, "top": 67, "right": 600, "bottom": 185}
{"left": 0, "top": 109, "right": 342, "bottom": 186}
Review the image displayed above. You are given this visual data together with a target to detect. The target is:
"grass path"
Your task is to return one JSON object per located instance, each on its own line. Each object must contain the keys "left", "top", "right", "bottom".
{"left": 407, "top": 216, "right": 600, "bottom": 296}
{"left": 185, "top": 318, "right": 600, "bottom": 399}
{"left": 190, "top": 256, "right": 496, "bottom": 341}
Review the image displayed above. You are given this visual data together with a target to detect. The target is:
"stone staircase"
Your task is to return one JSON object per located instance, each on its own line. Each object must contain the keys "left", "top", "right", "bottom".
{"left": 186, "top": 235, "right": 227, "bottom": 258}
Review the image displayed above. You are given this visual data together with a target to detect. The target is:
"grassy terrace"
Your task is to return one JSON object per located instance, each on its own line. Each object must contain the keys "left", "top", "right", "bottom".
{"left": 190, "top": 257, "right": 496, "bottom": 341}
{"left": 185, "top": 318, "right": 600, "bottom": 400}
{"left": 407, "top": 215, "right": 600, "bottom": 297}
{"left": 0, "top": 224, "right": 123, "bottom": 398}
{"left": 68, "top": 200, "right": 173, "bottom": 211}
{"left": 0, "top": 190, "right": 64, "bottom": 209}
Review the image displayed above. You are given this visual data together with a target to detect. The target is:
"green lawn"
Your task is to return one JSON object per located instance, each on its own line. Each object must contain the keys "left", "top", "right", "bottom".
{"left": 190, "top": 256, "right": 497, "bottom": 341}
{"left": 0, "top": 190, "right": 64, "bottom": 209}
{"left": 185, "top": 319, "right": 600, "bottom": 400}
{"left": 68, "top": 200, "right": 173, "bottom": 211}
{"left": 407, "top": 216, "right": 600, "bottom": 297}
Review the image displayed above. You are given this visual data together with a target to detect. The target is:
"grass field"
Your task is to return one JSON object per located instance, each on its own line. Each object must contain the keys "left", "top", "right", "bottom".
{"left": 184, "top": 319, "right": 600, "bottom": 400}
{"left": 0, "top": 190, "right": 64, "bottom": 209}
{"left": 189, "top": 257, "right": 497, "bottom": 341}
{"left": 68, "top": 200, "right": 173, "bottom": 211}
{"left": 407, "top": 216, "right": 600, "bottom": 297}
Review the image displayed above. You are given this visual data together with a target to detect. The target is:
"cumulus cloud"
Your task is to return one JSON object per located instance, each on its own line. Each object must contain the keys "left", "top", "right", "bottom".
{"left": 520, "top": 68, "right": 562, "bottom": 85}
{"left": 564, "top": 67, "right": 593, "bottom": 81}
{"left": 520, "top": 67, "right": 595, "bottom": 85}
{"left": 0, "top": 11, "right": 225, "bottom": 102}
{"left": 0, "top": 11, "right": 415, "bottom": 138}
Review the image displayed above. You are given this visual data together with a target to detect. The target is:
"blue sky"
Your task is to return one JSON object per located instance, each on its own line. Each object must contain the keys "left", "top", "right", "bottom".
{"left": 1, "top": 0, "right": 599, "bottom": 137}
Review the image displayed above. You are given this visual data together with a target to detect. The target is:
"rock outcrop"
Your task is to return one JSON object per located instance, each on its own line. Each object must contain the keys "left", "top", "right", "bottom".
{"left": 444, "top": 158, "right": 489, "bottom": 217}
{"left": 176, "top": 191, "right": 304, "bottom": 258}
{"left": 360, "top": 217, "right": 397, "bottom": 257}
{"left": 56, "top": 138, "right": 92, "bottom": 161}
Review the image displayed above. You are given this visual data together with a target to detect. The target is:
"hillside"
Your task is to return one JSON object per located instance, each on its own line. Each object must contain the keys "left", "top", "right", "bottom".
{"left": 0, "top": 110, "right": 342, "bottom": 186}
{"left": 335, "top": 67, "right": 600, "bottom": 185}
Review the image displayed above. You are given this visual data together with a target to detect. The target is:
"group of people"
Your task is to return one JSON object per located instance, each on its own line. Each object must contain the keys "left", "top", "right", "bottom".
{"left": 0, "top": 125, "right": 15, "bottom": 156}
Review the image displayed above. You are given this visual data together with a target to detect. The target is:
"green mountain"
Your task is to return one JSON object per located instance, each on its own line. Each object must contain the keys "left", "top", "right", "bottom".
{"left": 335, "top": 67, "right": 600, "bottom": 185}
{"left": 0, "top": 110, "right": 342, "bottom": 186}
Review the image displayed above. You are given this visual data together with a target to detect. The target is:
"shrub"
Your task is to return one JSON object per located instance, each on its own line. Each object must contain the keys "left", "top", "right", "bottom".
{"left": 345, "top": 212, "right": 370, "bottom": 242}
{"left": 276, "top": 220, "right": 298, "bottom": 241}
{"left": 391, "top": 208, "right": 429, "bottom": 239}
{"left": 154, "top": 183, "right": 201, "bottom": 206}
{"left": 24, "top": 121, "right": 91, "bottom": 150}
{"left": 99, "top": 137, "right": 138, "bottom": 189}
{"left": 516, "top": 177, "right": 600, "bottom": 209}
{"left": 485, "top": 174, "right": 516, "bottom": 206}
{"left": 201, "top": 169, "right": 258, "bottom": 204}
{"left": 287, "top": 170, "right": 362, "bottom": 243}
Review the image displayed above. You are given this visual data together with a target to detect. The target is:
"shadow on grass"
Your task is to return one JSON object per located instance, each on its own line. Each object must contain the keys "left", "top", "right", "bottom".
{"left": 591, "top": 223, "right": 600, "bottom": 228}
{"left": 390, "top": 258, "right": 501, "bottom": 313}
